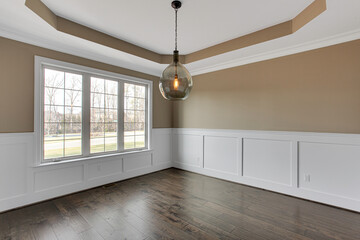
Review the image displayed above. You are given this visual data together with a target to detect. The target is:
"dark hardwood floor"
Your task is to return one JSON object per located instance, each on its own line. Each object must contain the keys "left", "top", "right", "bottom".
{"left": 1, "top": 168, "right": 360, "bottom": 240}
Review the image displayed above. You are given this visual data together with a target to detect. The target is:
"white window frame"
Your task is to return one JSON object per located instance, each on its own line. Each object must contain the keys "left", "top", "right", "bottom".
{"left": 34, "top": 56, "right": 153, "bottom": 166}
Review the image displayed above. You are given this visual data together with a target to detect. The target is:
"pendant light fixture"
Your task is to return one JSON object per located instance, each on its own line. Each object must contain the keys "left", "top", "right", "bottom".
{"left": 159, "top": 0, "right": 193, "bottom": 101}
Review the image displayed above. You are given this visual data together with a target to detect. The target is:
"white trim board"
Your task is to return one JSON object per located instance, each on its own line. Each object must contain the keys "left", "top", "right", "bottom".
{"left": 189, "top": 28, "right": 360, "bottom": 76}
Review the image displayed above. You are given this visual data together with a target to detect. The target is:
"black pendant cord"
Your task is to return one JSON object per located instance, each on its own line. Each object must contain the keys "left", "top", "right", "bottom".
{"left": 174, "top": 8, "right": 178, "bottom": 78}
{"left": 175, "top": 8, "right": 178, "bottom": 51}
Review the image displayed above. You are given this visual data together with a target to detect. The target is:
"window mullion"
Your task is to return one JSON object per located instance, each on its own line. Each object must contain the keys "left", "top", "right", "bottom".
{"left": 118, "top": 82, "right": 124, "bottom": 151}
{"left": 82, "top": 73, "right": 91, "bottom": 157}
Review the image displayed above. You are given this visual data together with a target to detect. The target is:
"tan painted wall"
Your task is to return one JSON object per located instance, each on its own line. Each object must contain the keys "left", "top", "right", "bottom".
{"left": 174, "top": 40, "right": 360, "bottom": 134}
{"left": 0, "top": 37, "right": 172, "bottom": 133}
{"left": 1, "top": 37, "right": 360, "bottom": 134}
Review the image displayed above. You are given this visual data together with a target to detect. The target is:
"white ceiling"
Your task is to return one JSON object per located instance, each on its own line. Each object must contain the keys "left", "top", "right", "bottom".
{"left": 0, "top": 0, "right": 359, "bottom": 77}
{"left": 41, "top": 0, "right": 313, "bottom": 54}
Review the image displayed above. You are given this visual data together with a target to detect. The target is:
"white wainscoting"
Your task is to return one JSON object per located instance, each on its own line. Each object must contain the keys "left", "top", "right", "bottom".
{"left": 0, "top": 128, "right": 172, "bottom": 212}
{"left": 2, "top": 128, "right": 360, "bottom": 213}
{"left": 172, "top": 128, "right": 360, "bottom": 212}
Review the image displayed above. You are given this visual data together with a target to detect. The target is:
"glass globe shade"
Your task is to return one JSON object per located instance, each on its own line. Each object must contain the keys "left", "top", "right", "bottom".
{"left": 159, "top": 54, "right": 193, "bottom": 100}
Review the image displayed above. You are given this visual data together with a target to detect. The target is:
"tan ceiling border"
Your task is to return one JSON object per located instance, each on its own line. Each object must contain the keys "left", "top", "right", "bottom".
{"left": 25, "top": 0, "right": 326, "bottom": 65}
{"left": 185, "top": 0, "right": 326, "bottom": 63}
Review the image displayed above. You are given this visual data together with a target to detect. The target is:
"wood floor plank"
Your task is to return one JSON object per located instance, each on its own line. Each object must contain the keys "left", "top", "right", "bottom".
{"left": 53, "top": 198, "right": 92, "bottom": 234}
{"left": 6, "top": 223, "right": 36, "bottom": 240}
{"left": 30, "top": 219, "right": 58, "bottom": 240}
{"left": 0, "top": 169, "right": 360, "bottom": 240}
{"left": 79, "top": 228, "right": 104, "bottom": 240}
{"left": 0, "top": 213, "right": 11, "bottom": 239}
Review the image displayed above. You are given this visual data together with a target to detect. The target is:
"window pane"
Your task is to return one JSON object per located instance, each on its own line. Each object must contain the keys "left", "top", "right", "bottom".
{"left": 65, "top": 139, "right": 81, "bottom": 156}
{"left": 135, "top": 85, "right": 145, "bottom": 98}
{"left": 135, "top": 123, "right": 145, "bottom": 135}
{"left": 91, "top": 137, "right": 104, "bottom": 153}
{"left": 65, "top": 90, "right": 82, "bottom": 107}
{"left": 124, "top": 83, "right": 135, "bottom": 97}
{"left": 91, "top": 93, "right": 104, "bottom": 108}
{"left": 135, "top": 111, "right": 145, "bottom": 122}
{"left": 105, "top": 95, "right": 118, "bottom": 109}
{"left": 65, "top": 106, "right": 82, "bottom": 122}
{"left": 44, "top": 105, "right": 64, "bottom": 123}
{"left": 90, "top": 123, "right": 104, "bottom": 153}
{"left": 135, "top": 135, "right": 145, "bottom": 148}
{"left": 44, "top": 140, "right": 64, "bottom": 159}
{"left": 105, "top": 109, "right": 117, "bottom": 123}
{"left": 124, "top": 136, "right": 135, "bottom": 149}
{"left": 91, "top": 77, "right": 104, "bottom": 93}
{"left": 105, "top": 80, "right": 118, "bottom": 95}
{"left": 91, "top": 123, "right": 104, "bottom": 138}
{"left": 65, "top": 123, "right": 82, "bottom": 157}
{"left": 105, "top": 137, "right": 117, "bottom": 151}
{"left": 124, "top": 110, "right": 134, "bottom": 122}
{"left": 105, "top": 123, "right": 117, "bottom": 137}
{"left": 135, "top": 98, "right": 145, "bottom": 110}
{"left": 44, "top": 123, "right": 64, "bottom": 159}
{"left": 125, "top": 97, "right": 135, "bottom": 110}
{"left": 91, "top": 108, "right": 105, "bottom": 122}
{"left": 44, "top": 69, "right": 64, "bottom": 88}
{"left": 44, "top": 87, "right": 64, "bottom": 106}
{"left": 65, "top": 73, "right": 82, "bottom": 90}
{"left": 65, "top": 123, "right": 82, "bottom": 137}
{"left": 44, "top": 123, "right": 64, "bottom": 138}
{"left": 124, "top": 123, "right": 135, "bottom": 136}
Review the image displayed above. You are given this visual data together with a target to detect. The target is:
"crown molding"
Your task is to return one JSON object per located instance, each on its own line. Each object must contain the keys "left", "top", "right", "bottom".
{"left": 189, "top": 28, "right": 360, "bottom": 76}
{"left": 0, "top": 26, "right": 162, "bottom": 77}
{"left": 25, "top": 0, "right": 326, "bottom": 65}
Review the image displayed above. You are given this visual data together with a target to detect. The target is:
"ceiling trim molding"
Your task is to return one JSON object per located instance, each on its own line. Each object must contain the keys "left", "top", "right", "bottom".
{"left": 25, "top": 0, "right": 164, "bottom": 63}
{"left": 0, "top": 26, "right": 161, "bottom": 77}
{"left": 25, "top": 0, "right": 326, "bottom": 65}
{"left": 190, "top": 28, "right": 360, "bottom": 76}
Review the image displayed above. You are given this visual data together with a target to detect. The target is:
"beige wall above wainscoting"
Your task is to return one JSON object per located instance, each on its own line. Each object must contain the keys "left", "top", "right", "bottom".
{"left": 173, "top": 40, "right": 360, "bottom": 134}
{"left": 0, "top": 37, "right": 172, "bottom": 133}
{"left": 1, "top": 37, "right": 360, "bottom": 134}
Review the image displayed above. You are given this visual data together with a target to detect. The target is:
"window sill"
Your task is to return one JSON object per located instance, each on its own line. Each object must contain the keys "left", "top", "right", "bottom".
{"left": 34, "top": 149, "right": 153, "bottom": 168}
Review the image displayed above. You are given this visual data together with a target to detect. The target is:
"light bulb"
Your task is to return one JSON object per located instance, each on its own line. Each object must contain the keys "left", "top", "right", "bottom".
{"left": 174, "top": 74, "right": 179, "bottom": 90}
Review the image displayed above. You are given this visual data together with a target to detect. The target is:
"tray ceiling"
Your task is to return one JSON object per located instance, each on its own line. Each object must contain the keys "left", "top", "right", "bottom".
{"left": 41, "top": 0, "right": 313, "bottom": 54}
{"left": 0, "top": 0, "right": 359, "bottom": 76}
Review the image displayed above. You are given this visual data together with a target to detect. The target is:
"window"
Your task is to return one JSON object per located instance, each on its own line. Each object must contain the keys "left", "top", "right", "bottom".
{"left": 124, "top": 83, "right": 146, "bottom": 149}
{"left": 35, "top": 57, "right": 152, "bottom": 164}
{"left": 43, "top": 68, "right": 83, "bottom": 159}
{"left": 90, "top": 77, "right": 118, "bottom": 153}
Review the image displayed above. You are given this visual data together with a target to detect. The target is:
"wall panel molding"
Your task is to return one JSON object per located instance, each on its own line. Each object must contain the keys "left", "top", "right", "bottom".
{"left": 0, "top": 129, "right": 172, "bottom": 212}
{"left": 1, "top": 128, "right": 360, "bottom": 213}
{"left": 172, "top": 128, "right": 360, "bottom": 212}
